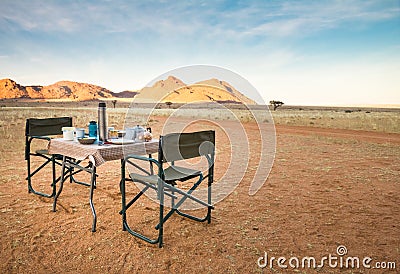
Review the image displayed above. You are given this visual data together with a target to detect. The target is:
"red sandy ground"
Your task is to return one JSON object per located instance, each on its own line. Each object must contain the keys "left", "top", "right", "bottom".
{"left": 0, "top": 118, "right": 399, "bottom": 273}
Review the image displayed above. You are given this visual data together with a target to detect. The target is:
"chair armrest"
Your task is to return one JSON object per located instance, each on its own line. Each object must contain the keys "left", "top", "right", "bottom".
{"left": 125, "top": 154, "right": 160, "bottom": 167}
{"left": 31, "top": 136, "right": 51, "bottom": 141}
{"left": 124, "top": 154, "right": 163, "bottom": 177}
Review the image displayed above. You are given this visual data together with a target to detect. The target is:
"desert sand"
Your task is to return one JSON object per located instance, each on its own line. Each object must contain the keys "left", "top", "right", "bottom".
{"left": 0, "top": 104, "right": 399, "bottom": 273}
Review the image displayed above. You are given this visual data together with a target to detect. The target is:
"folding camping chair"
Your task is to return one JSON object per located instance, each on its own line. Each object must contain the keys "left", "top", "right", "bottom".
{"left": 25, "top": 117, "right": 89, "bottom": 198}
{"left": 120, "top": 130, "right": 215, "bottom": 247}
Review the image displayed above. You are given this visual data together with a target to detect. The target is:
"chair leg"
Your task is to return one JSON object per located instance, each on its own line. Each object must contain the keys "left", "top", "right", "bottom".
{"left": 207, "top": 173, "right": 213, "bottom": 224}
{"left": 171, "top": 191, "right": 175, "bottom": 208}
{"left": 120, "top": 159, "right": 127, "bottom": 231}
{"left": 156, "top": 174, "right": 213, "bottom": 228}
{"left": 26, "top": 136, "right": 60, "bottom": 198}
{"left": 120, "top": 186, "right": 148, "bottom": 214}
{"left": 26, "top": 152, "right": 32, "bottom": 194}
{"left": 158, "top": 184, "right": 164, "bottom": 248}
{"left": 27, "top": 154, "right": 56, "bottom": 198}
{"left": 175, "top": 179, "right": 213, "bottom": 223}
{"left": 120, "top": 186, "right": 164, "bottom": 246}
{"left": 120, "top": 159, "right": 164, "bottom": 247}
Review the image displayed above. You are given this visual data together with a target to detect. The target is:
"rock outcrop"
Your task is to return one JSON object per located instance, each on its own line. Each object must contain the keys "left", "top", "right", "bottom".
{"left": 0, "top": 79, "right": 114, "bottom": 100}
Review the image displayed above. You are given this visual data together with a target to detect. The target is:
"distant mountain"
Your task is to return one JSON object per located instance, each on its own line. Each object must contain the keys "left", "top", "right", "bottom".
{"left": 161, "top": 84, "right": 246, "bottom": 104}
{"left": 134, "top": 76, "right": 185, "bottom": 101}
{"left": 41, "top": 81, "right": 114, "bottom": 100}
{"left": 195, "top": 78, "right": 255, "bottom": 105}
{"left": 110, "top": 90, "right": 138, "bottom": 98}
{"left": 0, "top": 79, "right": 115, "bottom": 100}
{"left": 135, "top": 76, "right": 256, "bottom": 104}
{"left": 0, "top": 79, "right": 28, "bottom": 99}
{"left": 0, "top": 76, "right": 257, "bottom": 104}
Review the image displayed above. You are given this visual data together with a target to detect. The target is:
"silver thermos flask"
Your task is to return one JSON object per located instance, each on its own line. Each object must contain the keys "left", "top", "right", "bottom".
{"left": 98, "top": 102, "right": 107, "bottom": 142}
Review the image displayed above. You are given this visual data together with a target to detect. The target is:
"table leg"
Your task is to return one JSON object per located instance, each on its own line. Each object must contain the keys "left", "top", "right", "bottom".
{"left": 53, "top": 155, "right": 66, "bottom": 212}
{"left": 89, "top": 164, "right": 97, "bottom": 232}
{"left": 53, "top": 156, "right": 98, "bottom": 232}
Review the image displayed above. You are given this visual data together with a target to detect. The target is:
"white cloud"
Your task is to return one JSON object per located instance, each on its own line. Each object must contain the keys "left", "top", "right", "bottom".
{"left": 228, "top": 0, "right": 400, "bottom": 39}
{"left": 1, "top": 0, "right": 398, "bottom": 40}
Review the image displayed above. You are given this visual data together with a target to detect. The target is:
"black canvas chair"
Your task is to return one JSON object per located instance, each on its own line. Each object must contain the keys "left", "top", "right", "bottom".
{"left": 25, "top": 117, "right": 88, "bottom": 198}
{"left": 120, "top": 130, "right": 215, "bottom": 247}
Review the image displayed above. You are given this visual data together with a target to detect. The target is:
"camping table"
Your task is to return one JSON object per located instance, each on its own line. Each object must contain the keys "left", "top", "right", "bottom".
{"left": 48, "top": 138, "right": 159, "bottom": 232}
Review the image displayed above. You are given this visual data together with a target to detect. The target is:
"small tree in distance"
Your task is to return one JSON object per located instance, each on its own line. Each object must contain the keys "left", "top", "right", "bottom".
{"left": 165, "top": 101, "right": 173, "bottom": 109}
{"left": 111, "top": 100, "right": 117, "bottom": 108}
{"left": 269, "top": 100, "right": 284, "bottom": 111}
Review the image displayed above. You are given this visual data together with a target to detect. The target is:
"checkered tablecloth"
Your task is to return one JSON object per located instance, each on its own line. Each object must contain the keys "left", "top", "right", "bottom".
{"left": 48, "top": 138, "right": 159, "bottom": 166}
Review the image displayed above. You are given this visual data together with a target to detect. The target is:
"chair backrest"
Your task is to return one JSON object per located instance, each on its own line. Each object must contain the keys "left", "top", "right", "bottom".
{"left": 25, "top": 117, "right": 72, "bottom": 137}
{"left": 160, "top": 130, "right": 215, "bottom": 163}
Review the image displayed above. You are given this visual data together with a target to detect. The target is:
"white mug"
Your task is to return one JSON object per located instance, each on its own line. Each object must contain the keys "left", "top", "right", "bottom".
{"left": 62, "top": 127, "right": 75, "bottom": 141}
{"left": 75, "top": 128, "right": 85, "bottom": 138}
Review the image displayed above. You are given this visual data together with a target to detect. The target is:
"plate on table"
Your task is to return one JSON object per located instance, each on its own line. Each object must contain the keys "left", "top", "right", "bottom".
{"left": 110, "top": 139, "right": 135, "bottom": 145}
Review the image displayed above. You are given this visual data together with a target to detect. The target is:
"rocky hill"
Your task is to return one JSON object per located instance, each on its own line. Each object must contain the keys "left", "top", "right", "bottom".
{"left": 135, "top": 76, "right": 256, "bottom": 104}
{"left": 134, "top": 76, "right": 186, "bottom": 101}
{"left": 161, "top": 84, "right": 244, "bottom": 104}
{"left": 195, "top": 78, "right": 255, "bottom": 105}
{"left": 0, "top": 79, "right": 116, "bottom": 100}
{"left": 0, "top": 79, "right": 29, "bottom": 99}
{"left": 1, "top": 76, "right": 256, "bottom": 104}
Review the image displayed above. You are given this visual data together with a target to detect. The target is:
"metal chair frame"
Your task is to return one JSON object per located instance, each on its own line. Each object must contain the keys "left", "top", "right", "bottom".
{"left": 120, "top": 130, "right": 215, "bottom": 247}
{"left": 25, "top": 117, "right": 90, "bottom": 199}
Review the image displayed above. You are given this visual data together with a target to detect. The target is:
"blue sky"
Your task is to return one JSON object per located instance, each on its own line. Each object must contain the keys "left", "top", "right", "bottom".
{"left": 0, "top": 0, "right": 399, "bottom": 105}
